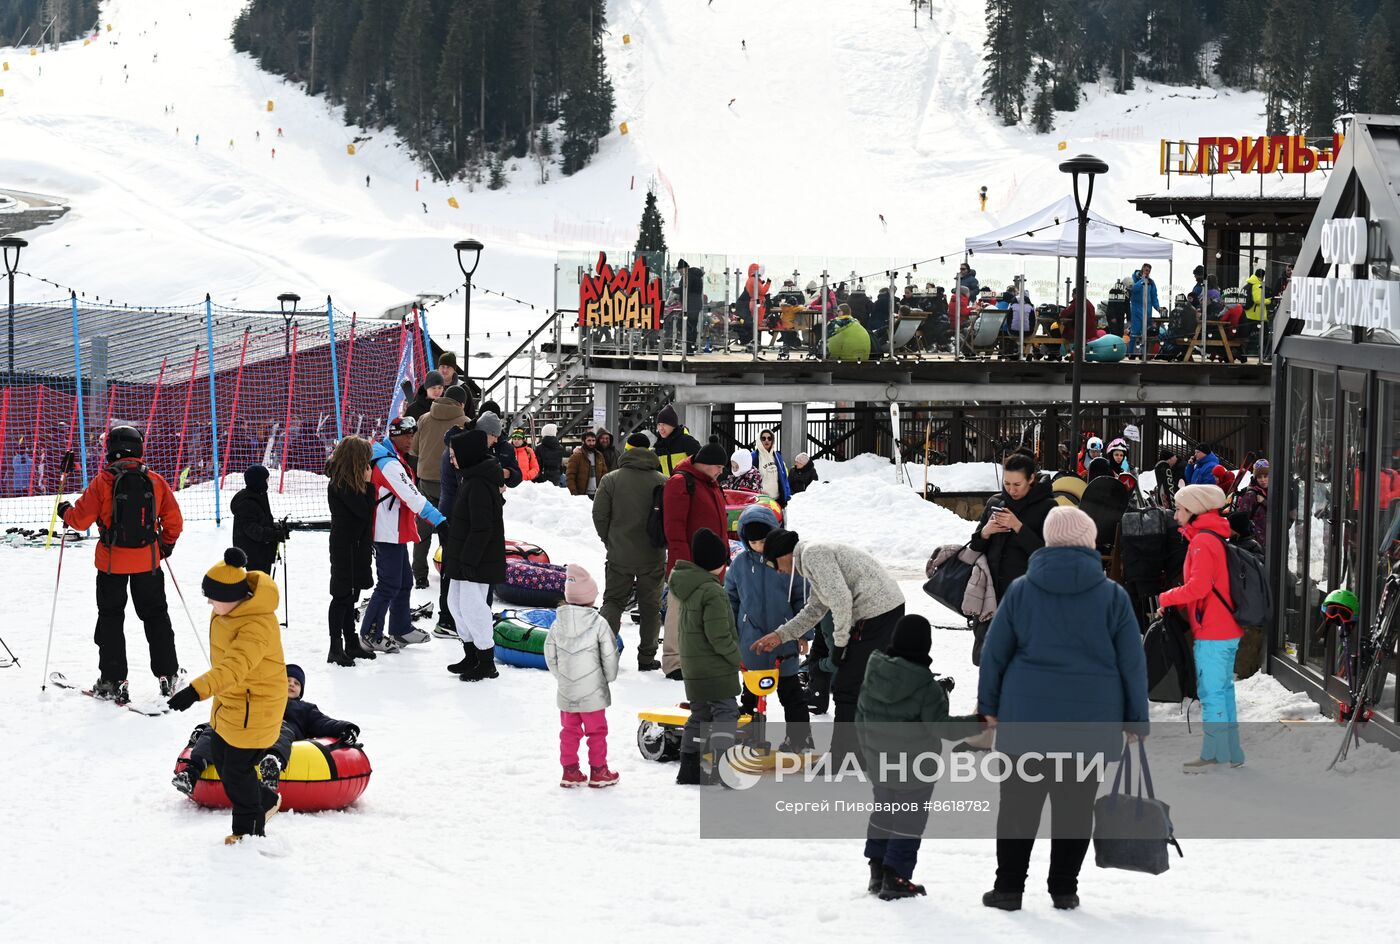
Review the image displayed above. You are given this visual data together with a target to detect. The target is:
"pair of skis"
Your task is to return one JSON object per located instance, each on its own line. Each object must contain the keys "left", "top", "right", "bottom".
{"left": 47, "top": 672, "right": 172, "bottom": 716}
{"left": 1329, "top": 573, "right": 1400, "bottom": 770}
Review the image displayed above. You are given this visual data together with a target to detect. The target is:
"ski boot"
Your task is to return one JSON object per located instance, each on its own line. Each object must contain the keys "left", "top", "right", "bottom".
{"left": 877, "top": 867, "right": 926, "bottom": 901}
{"left": 92, "top": 678, "right": 131, "bottom": 706}
{"left": 1339, "top": 702, "right": 1373, "bottom": 724}
{"left": 158, "top": 671, "right": 187, "bottom": 698}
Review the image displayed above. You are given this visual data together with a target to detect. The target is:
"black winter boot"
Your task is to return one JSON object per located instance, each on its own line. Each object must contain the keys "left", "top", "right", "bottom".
{"left": 327, "top": 633, "right": 355, "bottom": 667}
{"left": 877, "top": 867, "right": 926, "bottom": 901}
{"left": 448, "top": 644, "right": 477, "bottom": 675}
{"left": 476, "top": 646, "right": 499, "bottom": 679}
{"left": 1051, "top": 893, "right": 1080, "bottom": 910}
{"left": 675, "top": 752, "right": 703, "bottom": 785}
{"left": 342, "top": 626, "right": 376, "bottom": 661}
{"left": 868, "top": 860, "right": 884, "bottom": 894}
{"left": 981, "top": 889, "right": 1023, "bottom": 911}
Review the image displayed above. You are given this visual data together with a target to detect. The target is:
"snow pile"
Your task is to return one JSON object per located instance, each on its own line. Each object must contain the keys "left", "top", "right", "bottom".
{"left": 785, "top": 468, "right": 971, "bottom": 575}
{"left": 503, "top": 480, "right": 605, "bottom": 548}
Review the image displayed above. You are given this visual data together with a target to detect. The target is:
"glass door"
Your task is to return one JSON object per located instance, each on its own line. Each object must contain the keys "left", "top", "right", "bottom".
{"left": 1323, "top": 372, "right": 1368, "bottom": 701}
{"left": 1303, "top": 371, "right": 1336, "bottom": 673}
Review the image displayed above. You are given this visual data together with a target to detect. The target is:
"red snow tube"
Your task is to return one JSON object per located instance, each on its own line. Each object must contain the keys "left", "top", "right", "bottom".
{"left": 174, "top": 737, "right": 371, "bottom": 813}
{"left": 505, "top": 540, "right": 550, "bottom": 564}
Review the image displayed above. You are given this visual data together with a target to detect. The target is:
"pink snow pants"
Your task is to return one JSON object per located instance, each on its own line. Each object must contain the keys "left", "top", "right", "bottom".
{"left": 560, "top": 710, "right": 609, "bottom": 767}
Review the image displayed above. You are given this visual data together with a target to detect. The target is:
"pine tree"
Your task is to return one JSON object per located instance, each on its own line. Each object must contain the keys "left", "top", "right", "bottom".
{"left": 433, "top": 1, "right": 472, "bottom": 175}
{"left": 1216, "top": 0, "right": 1268, "bottom": 87}
{"left": 983, "top": 0, "right": 1029, "bottom": 125}
{"left": 1357, "top": 20, "right": 1399, "bottom": 113}
{"left": 1260, "top": 0, "right": 1311, "bottom": 132}
{"left": 390, "top": 0, "right": 437, "bottom": 151}
{"left": 488, "top": 151, "right": 507, "bottom": 190}
{"left": 635, "top": 187, "right": 668, "bottom": 255}
{"left": 559, "top": 22, "right": 612, "bottom": 175}
{"left": 1031, "top": 64, "right": 1054, "bottom": 133}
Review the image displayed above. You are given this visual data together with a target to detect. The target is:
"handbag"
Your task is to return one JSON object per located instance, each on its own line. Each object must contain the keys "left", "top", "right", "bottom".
{"left": 922, "top": 543, "right": 976, "bottom": 615}
{"left": 1093, "top": 741, "right": 1183, "bottom": 875}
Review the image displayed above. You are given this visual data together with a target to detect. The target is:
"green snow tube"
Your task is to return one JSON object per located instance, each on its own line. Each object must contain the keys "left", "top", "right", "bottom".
{"left": 493, "top": 614, "right": 551, "bottom": 656}
{"left": 827, "top": 321, "right": 871, "bottom": 361}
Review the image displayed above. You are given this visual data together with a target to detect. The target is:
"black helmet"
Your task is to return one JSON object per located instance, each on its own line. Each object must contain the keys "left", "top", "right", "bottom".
{"left": 107, "top": 425, "right": 143, "bottom": 461}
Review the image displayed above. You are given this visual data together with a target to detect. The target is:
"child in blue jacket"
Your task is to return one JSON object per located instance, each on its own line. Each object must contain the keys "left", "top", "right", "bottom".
{"left": 724, "top": 504, "right": 813, "bottom": 752}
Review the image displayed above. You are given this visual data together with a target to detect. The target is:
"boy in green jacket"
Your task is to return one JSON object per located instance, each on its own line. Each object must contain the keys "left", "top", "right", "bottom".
{"left": 670, "top": 528, "right": 737, "bottom": 786}
{"left": 857, "top": 614, "right": 984, "bottom": 901}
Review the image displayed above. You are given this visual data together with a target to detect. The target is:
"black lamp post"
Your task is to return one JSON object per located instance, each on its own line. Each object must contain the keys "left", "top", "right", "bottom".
{"left": 454, "top": 238, "right": 484, "bottom": 373}
{"left": 2, "top": 235, "right": 27, "bottom": 383}
{"left": 278, "top": 292, "right": 301, "bottom": 357}
{"left": 1058, "top": 153, "right": 1109, "bottom": 463}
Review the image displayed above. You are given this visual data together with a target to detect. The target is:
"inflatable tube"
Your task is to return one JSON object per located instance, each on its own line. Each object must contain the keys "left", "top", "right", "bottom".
{"left": 504, "top": 540, "right": 550, "bottom": 564}
{"left": 175, "top": 737, "right": 371, "bottom": 812}
{"left": 723, "top": 490, "right": 783, "bottom": 539}
{"left": 828, "top": 321, "right": 871, "bottom": 361}
{"left": 492, "top": 610, "right": 624, "bottom": 670}
{"left": 1084, "top": 334, "right": 1127, "bottom": 363}
{"left": 492, "top": 559, "right": 567, "bottom": 607}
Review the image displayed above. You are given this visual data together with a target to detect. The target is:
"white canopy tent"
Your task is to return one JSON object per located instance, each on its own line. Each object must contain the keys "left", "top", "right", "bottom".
{"left": 964, "top": 194, "right": 1174, "bottom": 259}
{"left": 962, "top": 194, "right": 1175, "bottom": 361}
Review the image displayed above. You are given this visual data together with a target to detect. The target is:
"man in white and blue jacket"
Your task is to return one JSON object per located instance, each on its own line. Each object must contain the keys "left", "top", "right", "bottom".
{"left": 724, "top": 505, "right": 812, "bottom": 752}
{"left": 360, "top": 415, "right": 446, "bottom": 652}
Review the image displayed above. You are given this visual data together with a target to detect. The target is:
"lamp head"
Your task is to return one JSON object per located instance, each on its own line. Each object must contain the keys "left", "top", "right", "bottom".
{"left": 0, "top": 236, "right": 28, "bottom": 251}
{"left": 454, "top": 238, "right": 484, "bottom": 277}
{"left": 1058, "top": 154, "right": 1109, "bottom": 177}
{"left": 277, "top": 292, "right": 301, "bottom": 315}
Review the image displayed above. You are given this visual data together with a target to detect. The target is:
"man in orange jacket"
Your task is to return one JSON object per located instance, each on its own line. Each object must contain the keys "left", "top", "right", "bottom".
{"left": 57, "top": 425, "right": 184, "bottom": 704}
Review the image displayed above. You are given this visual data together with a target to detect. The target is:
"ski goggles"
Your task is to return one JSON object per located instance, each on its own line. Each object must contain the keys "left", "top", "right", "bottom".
{"left": 1321, "top": 602, "right": 1357, "bottom": 621}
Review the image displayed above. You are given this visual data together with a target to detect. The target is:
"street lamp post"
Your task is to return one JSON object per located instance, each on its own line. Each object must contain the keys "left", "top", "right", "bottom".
{"left": 454, "top": 238, "right": 484, "bottom": 385}
{"left": 277, "top": 292, "right": 301, "bottom": 358}
{"left": 2, "top": 235, "right": 27, "bottom": 384}
{"left": 1058, "top": 153, "right": 1109, "bottom": 467}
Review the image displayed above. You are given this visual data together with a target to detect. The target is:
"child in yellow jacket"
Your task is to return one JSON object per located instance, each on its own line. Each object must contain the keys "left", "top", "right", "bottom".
{"left": 166, "top": 547, "right": 288, "bottom": 844}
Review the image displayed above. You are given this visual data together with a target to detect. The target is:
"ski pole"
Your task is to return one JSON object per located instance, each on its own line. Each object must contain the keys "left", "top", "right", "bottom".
{"left": 163, "top": 557, "right": 211, "bottom": 668}
{"left": 0, "top": 630, "right": 19, "bottom": 667}
{"left": 279, "top": 540, "right": 289, "bottom": 628}
{"left": 40, "top": 452, "right": 77, "bottom": 689}
{"left": 44, "top": 450, "right": 75, "bottom": 550}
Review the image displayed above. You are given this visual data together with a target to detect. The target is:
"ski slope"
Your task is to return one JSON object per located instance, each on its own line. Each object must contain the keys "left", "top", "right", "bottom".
{"left": 1, "top": 0, "right": 1267, "bottom": 349}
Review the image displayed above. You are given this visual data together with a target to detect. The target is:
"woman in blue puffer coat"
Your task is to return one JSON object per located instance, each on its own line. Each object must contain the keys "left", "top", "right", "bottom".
{"left": 724, "top": 504, "right": 813, "bottom": 752}
{"left": 977, "top": 506, "right": 1149, "bottom": 913}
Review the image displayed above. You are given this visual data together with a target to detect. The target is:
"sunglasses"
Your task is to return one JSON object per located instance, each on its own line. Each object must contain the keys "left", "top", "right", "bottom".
{"left": 1322, "top": 603, "right": 1356, "bottom": 620}
{"left": 760, "top": 436, "right": 773, "bottom": 442}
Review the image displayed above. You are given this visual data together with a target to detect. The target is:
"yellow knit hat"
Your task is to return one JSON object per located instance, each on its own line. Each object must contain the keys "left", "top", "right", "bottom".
{"left": 203, "top": 547, "right": 251, "bottom": 602}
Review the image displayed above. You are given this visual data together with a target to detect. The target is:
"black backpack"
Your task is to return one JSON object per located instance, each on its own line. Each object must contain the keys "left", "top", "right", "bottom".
{"left": 1204, "top": 532, "right": 1272, "bottom": 629}
{"left": 1145, "top": 611, "right": 1197, "bottom": 703}
{"left": 104, "top": 462, "right": 159, "bottom": 549}
{"left": 647, "top": 471, "right": 695, "bottom": 549}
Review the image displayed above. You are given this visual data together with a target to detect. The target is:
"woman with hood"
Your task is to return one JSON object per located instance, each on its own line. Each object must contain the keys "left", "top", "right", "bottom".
{"left": 750, "top": 429, "right": 791, "bottom": 504}
{"left": 595, "top": 428, "right": 620, "bottom": 473}
{"left": 788, "top": 452, "right": 819, "bottom": 495}
{"left": 1156, "top": 484, "right": 1245, "bottom": 771}
{"left": 1232, "top": 459, "right": 1269, "bottom": 547}
{"left": 535, "top": 423, "right": 567, "bottom": 487}
{"left": 442, "top": 430, "right": 507, "bottom": 682}
{"left": 967, "top": 453, "right": 1057, "bottom": 665}
{"left": 1105, "top": 438, "right": 1131, "bottom": 475}
{"left": 977, "top": 507, "right": 1148, "bottom": 912}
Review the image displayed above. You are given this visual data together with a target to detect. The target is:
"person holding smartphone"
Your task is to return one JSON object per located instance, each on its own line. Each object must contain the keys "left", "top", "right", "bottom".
{"left": 967, "top": 453, "right": 1056, "bottom": 665}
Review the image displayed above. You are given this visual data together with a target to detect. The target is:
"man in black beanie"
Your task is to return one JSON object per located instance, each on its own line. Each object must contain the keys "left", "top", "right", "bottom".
{"left": 230, "top": 464, "right": 285, "bottom": 575}
{"left": 653, "top": 403, "right": 700, "bottom": 476}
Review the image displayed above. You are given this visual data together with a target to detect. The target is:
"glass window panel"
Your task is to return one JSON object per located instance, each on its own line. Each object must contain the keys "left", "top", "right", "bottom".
{"left": 1304, "top": 370, "right": 1335, "bottom": 672}
{"left": 1282, "top": 366, "right": 1312, "bottom": 662}
{"left": 1370, "top": 380, "right": 1400, "bottom": 716}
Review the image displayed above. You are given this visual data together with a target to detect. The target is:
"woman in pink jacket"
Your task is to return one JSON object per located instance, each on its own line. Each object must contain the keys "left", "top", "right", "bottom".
{"left": 1156, "top": 484, "right": 1245, "bottom": 771}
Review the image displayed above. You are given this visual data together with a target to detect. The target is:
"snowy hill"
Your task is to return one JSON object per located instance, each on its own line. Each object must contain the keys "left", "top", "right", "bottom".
{"left": 1, "top": 0, "right": 1265, "bottom": 337}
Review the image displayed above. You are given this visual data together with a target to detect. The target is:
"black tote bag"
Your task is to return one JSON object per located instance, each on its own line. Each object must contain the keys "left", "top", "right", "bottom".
{"left": 1093, "top": 741, "right": 1184, "bottom": 875}
{"left": 922, "top": 543, "right": 976, "bottom": 615}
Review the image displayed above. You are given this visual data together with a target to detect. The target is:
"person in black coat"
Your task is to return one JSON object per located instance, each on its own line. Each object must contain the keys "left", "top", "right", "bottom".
{"left": 442, "top": 429, "right": 507, "bottom": 681}
{"left": 536, "top": 423, "right": 567, "bottom": 486}
{"left": 788, "top": 452, "right": 819, "bottom": 494}
{"left": 230, "top": 465, "right": 284, "bottom": 574}
{"left": 325, "top": 438, "right": 377, "bottom": 667}
{"left": 966, "top": 453, "right": 1057, "bottom": 665}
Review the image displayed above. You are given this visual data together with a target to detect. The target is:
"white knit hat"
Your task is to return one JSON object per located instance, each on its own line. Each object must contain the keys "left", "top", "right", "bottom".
{"left": 731, "top": 448, "right": 753, "bottom": 475}
{"left": 1176, "top": 484, "right": 1227, "bottom": 517}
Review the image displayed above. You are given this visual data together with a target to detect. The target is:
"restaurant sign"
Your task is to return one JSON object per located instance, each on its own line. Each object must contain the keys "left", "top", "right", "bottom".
{"left": 1159, "top": 134, "right": 1343, "bottom": 175}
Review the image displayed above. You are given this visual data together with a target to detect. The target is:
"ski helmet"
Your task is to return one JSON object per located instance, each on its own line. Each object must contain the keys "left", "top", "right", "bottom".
{"left": 1322, "top": 588, "right": 1359, "bottom": 619}
{"left": 388, "top": 415, "right": 417, "bottom": 438}
{"left": 1087, "top": 436, "right": 1104, "bottom": 452}
{"left": 106, "top": 425, "right": 143, "bottom": 461}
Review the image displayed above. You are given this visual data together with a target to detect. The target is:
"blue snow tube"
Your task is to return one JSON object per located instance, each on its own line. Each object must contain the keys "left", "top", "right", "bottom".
{"left": 1085, "top": 335, "right": 1127, "bottom": 362}
{"left": 492, "top": 608, "right": 624, "bottom": 670}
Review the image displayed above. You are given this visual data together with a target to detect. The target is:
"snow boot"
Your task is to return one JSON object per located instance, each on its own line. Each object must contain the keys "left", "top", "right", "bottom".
{"left": 1182, "top": 757, "right": 1219, "bottom": 773}
{"left": 342, "top": 628, "right": 376, "bottom": 661}
{"left": 1052, "top": 893, "right": 1080, "bottom": 910}
{"left": 981, "top": 890, "right": 1022, "bottom": 911}
{"left": 172, "top": 767, "right": 198, "bottom": 797}
{"left": 447, "top": 643, "right": 477, "bottom": 675}
{"left": 414, "top": 575, "right": 430, "bottom": 591}
{"left": 475, "top": 646, "right": 499, "bottom": 679}
{"left": 560, "top": 764, "right": 587, "bottom": 788}
{"left": 588, "top": 765, "right": 620, "bottom": 788}
{"left": 327, "top": 634, "right": 355, "bottom": 668}
{"left": 675, "top": 752, "right": 704, "bottom": 785}
{"left": 868, "top": 860, "right": 884, "bottom": 894}
{"left": 638, "top": 659, "right": 661, "bottom": 672}
{"left": 262, "top": 793, "right": 282, "bottom": 830}
{"left": 258, "top": 753, "right": 283, "bottom": 788}
{"left": 877, "top": 868, "right": 926, "bottom": 901}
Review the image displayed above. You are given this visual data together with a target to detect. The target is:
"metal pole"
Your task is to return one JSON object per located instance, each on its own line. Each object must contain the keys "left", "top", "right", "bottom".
{"left": 820, "top": 269, "right": 829, "bottom": 362}
{"left": 553, "top": 262, "right": 561, "bottom": 369}
{"left": 69, "top": 294, "right": 88, "bottom": 490}
{"left": 680, "top": 263, "right": 689, "bottom": 369}
{"left": 723, "top": 266, "right": 730, "bottom": 354}
{"left": 1070, "top": 178, "right": 1093, "bottom": 456}
{"left": 751, "top": 266, "right": 760, "bottom": 362}
{"left": 204, "top": 294, "right": 221, "bottom": 524}
{"left": 326, "top": 296, "right": 343, "bottom": 439}
{"left": 1018, "top": 258, "right": 1026, "bottom": 360}
{"left": 887, "top": 271, "right": 897, "bottom": 359}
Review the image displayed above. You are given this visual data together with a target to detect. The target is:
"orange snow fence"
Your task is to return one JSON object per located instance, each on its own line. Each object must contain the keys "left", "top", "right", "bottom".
{"left": 447, "top": 197, "right": 460, "bottom": 209}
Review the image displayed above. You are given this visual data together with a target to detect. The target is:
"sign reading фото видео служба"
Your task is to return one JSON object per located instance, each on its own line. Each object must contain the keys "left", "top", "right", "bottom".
{"left": 1289, "top": 217, "right": 1399, "bottom": 334}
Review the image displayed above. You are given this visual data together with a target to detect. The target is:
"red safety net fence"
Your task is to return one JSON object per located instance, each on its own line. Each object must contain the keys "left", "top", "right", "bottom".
{"left": 0, "top": 298, "right": 424, "bottom": 526}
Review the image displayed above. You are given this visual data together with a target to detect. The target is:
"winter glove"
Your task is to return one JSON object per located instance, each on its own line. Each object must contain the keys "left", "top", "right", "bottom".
{"left": 831, "top": 645, "right": 848, "bottom": 666}
{"left": 337, "top": 724, "right": 361, "bottom": 747}
{"left": 167, "top": 685, "right": 200, "bottom": 712}
{"left": 56, "top": 501, "right": 73, "bottom": 519}
{"left": 159, "top": 541, "right": 175, "bottom": 560}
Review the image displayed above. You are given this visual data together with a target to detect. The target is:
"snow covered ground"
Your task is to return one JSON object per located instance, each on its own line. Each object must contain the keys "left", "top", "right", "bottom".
{"left": 1, "top": 456, "right": 1397, "bottom": 941}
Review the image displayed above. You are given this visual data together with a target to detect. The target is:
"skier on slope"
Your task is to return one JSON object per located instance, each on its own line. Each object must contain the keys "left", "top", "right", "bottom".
{"left": 58, "top": 425, "right": 184, "bottom": 705}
